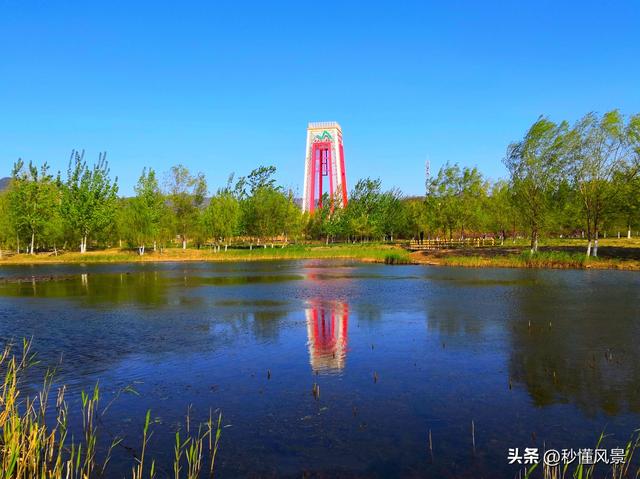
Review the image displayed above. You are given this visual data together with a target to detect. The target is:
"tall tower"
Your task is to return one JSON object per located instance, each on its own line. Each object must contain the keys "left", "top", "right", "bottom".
{"left": 302, "top": 121, "right": 347, "bottom": 213}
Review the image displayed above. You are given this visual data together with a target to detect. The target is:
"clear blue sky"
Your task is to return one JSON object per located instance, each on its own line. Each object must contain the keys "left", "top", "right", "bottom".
{"left": 1, "top": 1, "right": 639, "bottom": 196}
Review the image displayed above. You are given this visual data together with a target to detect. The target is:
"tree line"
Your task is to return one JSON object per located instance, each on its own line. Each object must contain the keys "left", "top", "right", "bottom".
{"left": 0, "top": 110, "right": 638, "bottom": 256}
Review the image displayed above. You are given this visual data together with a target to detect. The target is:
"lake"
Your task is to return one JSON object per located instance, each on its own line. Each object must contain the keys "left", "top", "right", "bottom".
{"left": 1, "top": 260, "right": 639, "bottom": 477}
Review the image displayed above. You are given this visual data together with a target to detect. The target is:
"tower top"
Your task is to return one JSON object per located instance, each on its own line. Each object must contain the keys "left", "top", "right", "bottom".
{"left": 307, "top": 121, "right": 341, "bottom": 131}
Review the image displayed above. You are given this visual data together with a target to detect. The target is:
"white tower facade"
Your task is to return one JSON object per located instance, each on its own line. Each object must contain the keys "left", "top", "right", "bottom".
{"left": 302, "top": 121, "right": 347, "bottom": 213}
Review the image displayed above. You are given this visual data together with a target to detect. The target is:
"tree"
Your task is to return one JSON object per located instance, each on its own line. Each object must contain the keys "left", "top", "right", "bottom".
{"left": 0, "top": 191, "right": 16, "bottom": 256}
{"left": 165, "top": 165, "right": 207, "bottom": 249}
{"left": 243, "top": 186, "right": 290, "bottom": 240}
{"left": 404, "top": 198, "right": 430, "bottom": 242}
{"left": 8, "top": 159, "right": 59, "bottom": 254}
{"left": 201, "top": 190, "right": 240, "bottom": 249}
{"left": 568, "top": 111, "right": 639, "bottom": 256}
{"left": 345, "top": 178, "right": 383, "bottom": 241}
{"left": 487, "top": 180, "right": 519, "bottom": 244}
{"left": 61, "top": 151, "right": 119, "bottom": 253}
{"left": 615, "top": 170, "right": 640, "bottom": 238}
{"left": 377, "top": 188, "right": 405, "bottom": 242}
{"left": 125, "top": 168, "right": 165, "bottom": 255}
{"left": 504, "top": 118, "right": 568, "bottom": 252}
{"left": 425, "top": 163, "right": 487, "bottom": 240}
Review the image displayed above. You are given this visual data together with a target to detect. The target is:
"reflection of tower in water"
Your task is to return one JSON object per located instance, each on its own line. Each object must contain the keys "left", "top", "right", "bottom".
{"left": 305, "top": 301, "right": 349, "bottom": 373}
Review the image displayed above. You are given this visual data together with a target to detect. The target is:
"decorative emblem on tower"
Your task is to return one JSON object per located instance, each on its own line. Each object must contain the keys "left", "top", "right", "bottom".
{"left": 302, "top": 121, "right": 348, "bottom": 213}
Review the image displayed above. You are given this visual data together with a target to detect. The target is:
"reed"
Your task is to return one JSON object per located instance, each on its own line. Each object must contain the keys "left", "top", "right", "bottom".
{"left": 0, "top": 340, "right": 223, "bottom": 478}
{"left": 524, "top": 429, "right": 640, "bottom": 479}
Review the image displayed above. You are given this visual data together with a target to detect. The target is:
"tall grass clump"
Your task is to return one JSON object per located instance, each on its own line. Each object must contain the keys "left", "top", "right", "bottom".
{"left": 384, "top": 253, "right": 413, "bottom": 265}
{"left": 0, "top": 340, "right": 222, "bottom": 478}
{"left": 519, "top": 251, "right": 588, "bottom": 269}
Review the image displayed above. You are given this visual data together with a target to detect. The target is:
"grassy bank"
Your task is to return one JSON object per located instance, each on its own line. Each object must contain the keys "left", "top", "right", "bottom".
{"left": 2, "top": 240, "right": 640, "bottom": 270}
{"left": 0, "top": 243, "right": 412, "bottom": 266}
{"left": 410, "top": 237, "right": 640, "bottom": 270}
{"left": 413, "top": 249, "right": 640, "bottom": 270}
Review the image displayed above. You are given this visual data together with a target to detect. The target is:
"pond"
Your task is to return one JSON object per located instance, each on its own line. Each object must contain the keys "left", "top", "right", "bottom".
{"left": 1, "top": 260, "right": 639, "bottom": 477}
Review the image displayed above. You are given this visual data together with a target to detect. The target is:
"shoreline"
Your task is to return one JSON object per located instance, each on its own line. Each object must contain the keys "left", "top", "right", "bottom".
{"left": 1, "top": 244, "right": 640, "bottom": 271}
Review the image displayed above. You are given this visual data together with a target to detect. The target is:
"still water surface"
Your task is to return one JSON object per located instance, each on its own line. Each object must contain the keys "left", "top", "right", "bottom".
{"left": 0, "top": 260, "right": 639, "bottom": 477}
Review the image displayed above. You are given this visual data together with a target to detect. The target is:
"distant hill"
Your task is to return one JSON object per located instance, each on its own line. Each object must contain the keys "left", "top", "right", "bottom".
{"left": 0, "top": 177, "right": 10, "bottom": 192}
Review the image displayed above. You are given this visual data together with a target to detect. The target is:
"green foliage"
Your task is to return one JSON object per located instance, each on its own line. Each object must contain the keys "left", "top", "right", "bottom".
{"left": 61, "top": 151, "right": 119, "bottom": 253}
{"left": 425, "top": 163, "right": 488, "bottom": 240}
{"left": 165, "top": 164, "right": 207, "bottom": 248}
{"left": 121, "top": 168, "right": 166, "bottom": 253}
{"left": 504, "top": 117, "right": 569, "bottom": 251}
{"left": 201, "top": 190, "right": 241, "bottom": 244}
{"left": 8, "top": 159, "right": 60, "bottom": 254}
{"left": 568, "top": 111, "right": 640, "bottom": 245}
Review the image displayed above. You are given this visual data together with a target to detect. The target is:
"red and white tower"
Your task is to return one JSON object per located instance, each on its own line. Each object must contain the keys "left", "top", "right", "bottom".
{"left": 302, "top": 121, "right": 348, "bottom": 213}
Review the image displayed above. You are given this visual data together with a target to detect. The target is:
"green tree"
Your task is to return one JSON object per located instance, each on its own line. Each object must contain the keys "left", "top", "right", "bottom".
{"left": 0, "top": 191, "right": 16, "bottom": 256}
{"left": 426, "top": 163, "right": 487, "bottom": 240}
{"left": 615, "top": 171, "right": 640, "bottom": 238}
{"left": 504, "top": 118, "right": 568, "bottom": 252}
{"left": 243, "top": 187, "right": 290, "bottom": 240}
{"left": 404, "top": 198, "right": 430, "bottom": 241}
{"left": 165, "top": 164, "right": 207, "bottom": 249}
{"left": 201, "top": 190, "right": 241, "bottom": 249}
{"left": 61, "top": 151, "right": 119, "bottom": 253}
{"left": 377, "top": 188, "right": 405, "bottom": 242}
{"left": 487, "top": 180, "right": 519, "bottom": 244}
{"left": 568, "top": 111, "right": 640, "bottom": 256}
{"left": 8, "top": 159, "right": 59, "bottom": 254}
{"left": 125, "top": 168, "right": 165, "bottom": 255}
{"left": 344, "top": 178, "right": 383, "bottom": 241}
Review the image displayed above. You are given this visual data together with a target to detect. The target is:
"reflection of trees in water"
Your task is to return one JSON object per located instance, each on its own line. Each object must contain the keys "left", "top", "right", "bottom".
{"left": 507, "top": 275, "right": 640, "bottom": 416}
{"left": 0, "top": 272, "right": 293, "bottom": 388}
{"left": 252, "top": 310, "right": 287, "bottom": 340}
{"left": 0, "top": 272, "right": 172, "bottom": 306}
{"left": 425, "top": 296, "right": 486, "bottom": 337}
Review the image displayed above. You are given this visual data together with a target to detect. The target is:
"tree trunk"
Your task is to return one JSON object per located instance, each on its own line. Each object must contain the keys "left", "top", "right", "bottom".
{"left": 593, "top": 230, "right": 598, "bottom": 257}
{"left": 30, "top": 231, "right": 35, "bottom": 255}
{"left": 80, "top": 236, "right": 88, "bottom": 254}
{"left": 530, "top": 229, "right": 538, "bottom": 253}
{"left": 182, "top": 237, "right": 187, "bottom": 250}
{"left": 586, "top": 241, "right": 592, "bottom": 257}
{"left": 628, "top": 226, "right": 632, "bottom": 239}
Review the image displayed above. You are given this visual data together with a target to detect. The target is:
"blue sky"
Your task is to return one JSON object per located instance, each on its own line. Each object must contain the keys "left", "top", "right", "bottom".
{"left": 1, "top": 1, "right": 639, "bottom": 196}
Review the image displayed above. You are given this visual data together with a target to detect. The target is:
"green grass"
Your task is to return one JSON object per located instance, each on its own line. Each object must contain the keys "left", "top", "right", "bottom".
{"left": 0, "top": 243, "right": 412, "bottom": 265}
{"left": 383, "top": 252, "right": 414, "bottom": 264}
{"left": 441, "top": 251, "right": 590, "bottom": 269}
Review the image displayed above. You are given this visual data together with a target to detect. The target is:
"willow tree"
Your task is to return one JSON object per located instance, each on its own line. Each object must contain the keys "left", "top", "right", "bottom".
{"left": 504, "top": 118, "right": 568, "bottom": 252}
{"left": 568, "top": 111, "right": 640, "bottom": 256}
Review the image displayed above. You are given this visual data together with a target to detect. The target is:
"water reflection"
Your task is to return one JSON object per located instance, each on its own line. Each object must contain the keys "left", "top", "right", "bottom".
{"left": 305, "top": 300, "right": 349, "bottom": 373}
{"left": 1, "top": 262, "right": 640, "bottom": 477}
